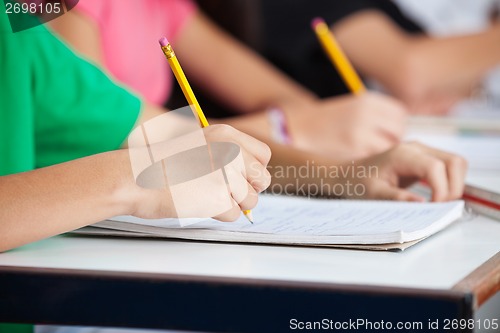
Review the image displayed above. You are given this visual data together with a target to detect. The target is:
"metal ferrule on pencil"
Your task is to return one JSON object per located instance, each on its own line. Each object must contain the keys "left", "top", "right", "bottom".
{"left": 161, "top": 44, "right": 175, "bottom": 59}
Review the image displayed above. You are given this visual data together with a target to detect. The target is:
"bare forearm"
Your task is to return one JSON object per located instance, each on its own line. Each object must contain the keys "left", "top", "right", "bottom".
{"left": 0, "top": 150, "right": 137, "bottom": 252}
{"left": 335, "top": 11, "right": 500, "bottom": 100}
{"left": 403, "top": 24, "right": 500, "bottom": 95}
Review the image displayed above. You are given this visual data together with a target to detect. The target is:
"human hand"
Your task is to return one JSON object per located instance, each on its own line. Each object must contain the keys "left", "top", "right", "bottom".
{"left": 285, "top": 92, "right": 408, "bottom": 160}
{"left": 343, "top": 142, "right": 467, "bottom": 202}
{"left": 130, "top": 124, "right": 272, "bottom": 222}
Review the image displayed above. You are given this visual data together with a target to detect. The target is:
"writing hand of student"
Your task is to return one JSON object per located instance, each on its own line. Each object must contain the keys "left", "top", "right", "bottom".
{"left": 286, "top": 92, "right": 408, "bottom": 160}
{"left": 348, "top": 142, "right": 467, "bottom": 202}
{"left": 130, "top": 125, "right": 272, "bottom": 222}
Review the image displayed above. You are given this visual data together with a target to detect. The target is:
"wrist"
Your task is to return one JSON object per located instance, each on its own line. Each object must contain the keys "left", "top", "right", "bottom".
{"left": 267, "top": 107, "right": 292, "bottom": 145}
{"left": 107, "top": 149, "right": 142, "bottom": 216}
{"left": 280, "top": 98, "right": 321, "bottom": 149}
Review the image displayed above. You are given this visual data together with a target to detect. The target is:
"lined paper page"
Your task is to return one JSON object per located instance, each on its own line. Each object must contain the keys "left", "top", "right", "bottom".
{"left": 110, "top": 195, "right": 463, "bottom": 237}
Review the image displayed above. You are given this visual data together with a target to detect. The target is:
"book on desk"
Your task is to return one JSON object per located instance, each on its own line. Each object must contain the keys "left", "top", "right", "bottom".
{"left": 464, "top": 176, "right": 500, "bottom": 221}
{"left": 75, "top": 195, "right": 464, "bottom": 251}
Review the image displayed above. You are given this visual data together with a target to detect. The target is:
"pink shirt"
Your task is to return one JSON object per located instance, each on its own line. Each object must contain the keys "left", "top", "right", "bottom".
{"left": 76, "top": 0, "right": 196, "bottom": 105}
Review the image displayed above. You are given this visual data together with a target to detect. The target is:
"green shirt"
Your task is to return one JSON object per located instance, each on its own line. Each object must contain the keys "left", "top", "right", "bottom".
{"left": 0, "top": 7, "right": 142, "bottom": 332}
{"left": 0, "top": 7, "right": 141, "bottom": 176}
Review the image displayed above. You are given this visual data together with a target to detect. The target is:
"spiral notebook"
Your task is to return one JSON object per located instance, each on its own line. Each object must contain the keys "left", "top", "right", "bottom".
{"left": 74, "top": 195, "right": 465, "bottom": 251}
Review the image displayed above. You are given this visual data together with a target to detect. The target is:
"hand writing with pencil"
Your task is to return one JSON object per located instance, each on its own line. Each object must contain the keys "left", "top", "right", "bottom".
{"left": 130, "top": 124, "right": 272, "bottom": 222}
{"left": 283, "top": 92, "right": 408, "bottom": 160}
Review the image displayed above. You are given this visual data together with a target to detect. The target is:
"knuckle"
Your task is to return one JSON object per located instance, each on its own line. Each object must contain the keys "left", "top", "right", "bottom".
{"left": 243, "top": 191, "right": 258, "bottom": 209}
{"left": 212, "top": 124, "right": 236, "bottom": 138}
{"left": 262, "top": 144, "right": 272, "bottom": 164}
{"left": 428, "top": 159, "right": 446, "bottom": 174}
{"left": 263, "top": 170, "right": 272, "bottom": 188}
{"left": 257, "top": 173, "right": 272, "bottom": 193}
{"left": 250, "top": 176, "right": 268, "bottom": 193}
{"left": 450, "top": 155, "right": 468, "bottom": 170}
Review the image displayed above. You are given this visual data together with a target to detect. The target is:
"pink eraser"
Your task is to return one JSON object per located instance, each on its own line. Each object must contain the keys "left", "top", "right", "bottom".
{"left": 159, "top": 37, "right": 169, "bottom": 47}
{"left": 311, "top": 17, "right": 325, "bottom": 29}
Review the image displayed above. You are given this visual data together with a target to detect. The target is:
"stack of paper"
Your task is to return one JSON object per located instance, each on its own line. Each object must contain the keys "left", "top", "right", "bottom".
{"left": 76, "top": 195, "right": 464, "bottom": 251}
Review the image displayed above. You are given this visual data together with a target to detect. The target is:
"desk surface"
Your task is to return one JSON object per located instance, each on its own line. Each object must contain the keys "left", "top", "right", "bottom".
{"left": 5, "top": 121, "right": 499, "bottom": 331}
{"left": 1, "top": 214, "right": 499, "bottom": 332}
{"left": 1, "top": 214, "right": 499, "bottom": 291}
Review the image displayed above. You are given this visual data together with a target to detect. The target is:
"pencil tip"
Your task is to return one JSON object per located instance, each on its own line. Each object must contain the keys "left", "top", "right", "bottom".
{"left": 243, "top": 211, "right": 254, "bottom": 224}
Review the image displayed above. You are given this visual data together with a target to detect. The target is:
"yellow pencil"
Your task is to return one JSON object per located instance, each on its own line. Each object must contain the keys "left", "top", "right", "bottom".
{"left": 311, "top": 18, "right": 366, "bottom": 95}
{"left": 159, "top": 37, "right": 253, "bottom": 223}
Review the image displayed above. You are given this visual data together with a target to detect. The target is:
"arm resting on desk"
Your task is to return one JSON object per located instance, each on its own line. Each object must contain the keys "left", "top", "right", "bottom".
{"left": 263, "top": 141, "right": 467, "bottom": 202}
{"left": 0, "top": 124, "right": 272, "bottom": 252}
{"left": 0, "top": 150, "right": 137, "bottom": 252}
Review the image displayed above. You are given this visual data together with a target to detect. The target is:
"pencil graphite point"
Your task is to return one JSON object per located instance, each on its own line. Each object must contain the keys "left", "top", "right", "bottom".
{"left": 244, "top": 210, "right": 254, "bottom": 224}
{"left": 159, "top": 37, "right": 169, "bottom": 47}
{"left": 311, "top": 17, "right": 325, "bottom": 30}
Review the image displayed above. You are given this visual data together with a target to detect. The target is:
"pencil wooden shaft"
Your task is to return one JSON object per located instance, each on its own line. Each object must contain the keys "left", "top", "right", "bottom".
{"left": 315, "top": 21, "right": 365, "bottom": 95}
{"left": 167, "top": 56, "right": 210, "bottom": 127}
{"left": 161, "top": 43, "right": 252, "bottom": 221}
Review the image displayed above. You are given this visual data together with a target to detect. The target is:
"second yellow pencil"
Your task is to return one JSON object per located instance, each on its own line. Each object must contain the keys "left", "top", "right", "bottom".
{"left": 312, "top": 18, "right": 366, "bottom": 95}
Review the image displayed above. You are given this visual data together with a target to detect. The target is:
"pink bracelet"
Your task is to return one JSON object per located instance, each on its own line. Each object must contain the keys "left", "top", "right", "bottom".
{"left": 268, "top": 107, "right": 292, "bottom": 145}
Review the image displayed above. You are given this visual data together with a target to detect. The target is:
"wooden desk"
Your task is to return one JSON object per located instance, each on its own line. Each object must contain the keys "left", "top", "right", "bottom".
{"left": 0, "top": 215, "right": 499, "bottom": 332}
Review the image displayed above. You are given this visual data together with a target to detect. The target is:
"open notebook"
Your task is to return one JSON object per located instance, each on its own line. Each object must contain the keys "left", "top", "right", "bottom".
{"left": 75, "top": 195, "right": 465, "bottom": 251}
